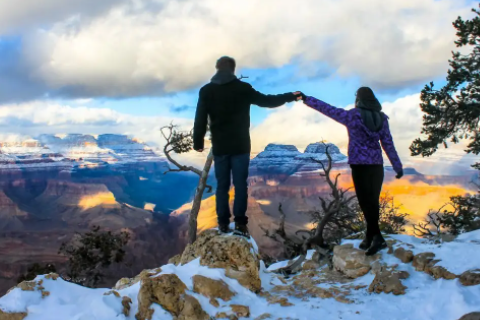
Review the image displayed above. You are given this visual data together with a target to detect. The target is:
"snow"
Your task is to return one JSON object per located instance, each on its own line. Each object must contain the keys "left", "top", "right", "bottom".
{"left": 0, "top": 134, "right": 168, "bottom": 170}
{"left": 1, "top": 230, "right": 480, "bottom": 320}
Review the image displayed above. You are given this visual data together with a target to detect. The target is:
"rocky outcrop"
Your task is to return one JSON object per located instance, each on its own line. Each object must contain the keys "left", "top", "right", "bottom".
{"left": 294, "top": 143, "right": 347, "bottom": 172}
{"left": 0, "top": 310, "right": 27, "bottom": 320}
{"left": 459, "top": 270, "right": 480, "bottom": 286}
{"left": 412, "top": 252, "right": 436, "bottom": 271}
{"left": 249, "top": 143, "right": 348, "bottom": 175}
{"left": 179, "top": 229, "right": 261, "bottom": 292}
{"left": 424, "top": 261, "right": 457, "bottom": 280}
{"left": 394, "top": 247, "right": 414, "bottom": 263}
{"left": 192, "top": 275, "right": 235, "bottom": 301}
{"left": 136, "top": 274, "right": 209, "bottom": 320}
{"left": 369, "top": 270, "right": 409, "bottom": 295}
{"left": 333, "top": 244, "right": 380, "bottom": 278}
{"left": 249, "top": 144, "right": 302, "bottom": 175}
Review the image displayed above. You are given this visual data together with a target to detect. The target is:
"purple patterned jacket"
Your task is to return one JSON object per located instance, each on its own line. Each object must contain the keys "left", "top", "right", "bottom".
{"left": 304, "top": 96, "right": 403, "bottom": 174}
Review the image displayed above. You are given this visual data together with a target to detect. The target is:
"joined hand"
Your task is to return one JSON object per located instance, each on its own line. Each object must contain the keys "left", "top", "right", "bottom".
{"left": 293, "top": 91, "right": 306, "bottom": 101}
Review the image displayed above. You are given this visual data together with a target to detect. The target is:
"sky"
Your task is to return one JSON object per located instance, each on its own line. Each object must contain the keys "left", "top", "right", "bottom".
{"left": 0, "top": 0, "right": 478, "bottom": 174}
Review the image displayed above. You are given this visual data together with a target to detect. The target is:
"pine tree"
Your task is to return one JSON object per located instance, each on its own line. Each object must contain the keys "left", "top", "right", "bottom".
{"left": 410, "top": 5, "right": 480, "bottom": 169}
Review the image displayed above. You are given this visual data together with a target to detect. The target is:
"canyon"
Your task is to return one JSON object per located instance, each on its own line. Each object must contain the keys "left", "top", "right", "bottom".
{"left": 0, "top": 137, "right": 477, "bottom": 294}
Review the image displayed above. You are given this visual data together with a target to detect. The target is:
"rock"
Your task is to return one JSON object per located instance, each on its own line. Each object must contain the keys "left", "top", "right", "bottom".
{"left": 0, "top": 311, "right": 27, "bottom": 320}
{"left": 459, "top": 270, "right": 480, "bottom": 286}
{"left": 412, "top": 252, "right": 435, "bottom": 271}
{"left": 122, "top": 296, "right": 132, "bottom": 316}
{"left": 302, "top": 260, "right": 321, "bottom": 271}
{"left": 136, "top": 273, "right": 209, "bottom": 320}
{"left": 192, "top": 275, "right": 235, "bottom": 301}
{"left": 333, "top": 244, "right": 380, "bottom": 278}
{"left": 179, "top": 229, "right": 261, "bottom": 292}
{"left": 370, "top": 261, "right": 387, "bottom": 275}
{"left": 209, "top": 298, "right": 220, "bottom": 307}
{"left": 45, "top": 273, "right": 59, "bottom": 280}
{"left": 394, "top": 247, "right": 414, "bottom": 263}
{"left": 267, "top": 295, "right": 294, "bottom": 306}
{"left": 458, "top": 312, "right": 480, "bottom": 320}
{"left": 231, "top": 305, "right": 250, "bottom": 318}
{"left": 254, "top": 314, "right": 272, "bottom": 320}
{"left": 177, "top": 295, "right": 210, "bottom": 320}
{"left": 424, "top": 261, "right": 457, "bottom": 280}
{"left": 216, "top": 312, "right": 238, "bottom": 320}
{"left": 114, "top": 267, "right": 162, "bottom": 290}
{"left": 369, "top": 270, "right": 408, "bottom": 295}
{"left": 168, "top": 254, "right": 181, "bottom": 266}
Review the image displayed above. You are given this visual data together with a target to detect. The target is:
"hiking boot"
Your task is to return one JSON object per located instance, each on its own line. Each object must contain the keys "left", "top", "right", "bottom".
{"left": 359, "top": 236, "right": 372, "bottom": 250}
{"left": 218, "top": 224, "right": 232, "bottom": 234}
{"left": 233, "top": 224, "right": 251, "bottom": 239}
{"left": 365, "top": 235, "right": 388, "bottom": 256}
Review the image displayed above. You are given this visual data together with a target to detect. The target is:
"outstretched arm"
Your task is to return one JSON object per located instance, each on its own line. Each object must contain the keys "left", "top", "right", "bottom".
{"left": 304, "top": 96, "right": 350, "bottom": 126}
{"left": 250, "top": 86, "right": 296, "bottom": 108}
{"left": 193, "top": 88, "right": 208, "bottom": 151}
{"left": 380, "top": 119, "right": 403, "bottom": 177}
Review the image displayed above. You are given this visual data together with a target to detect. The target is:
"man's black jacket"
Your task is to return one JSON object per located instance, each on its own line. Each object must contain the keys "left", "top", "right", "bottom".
{"left": 193, "top": 75, "right": 296, "bottom": 156}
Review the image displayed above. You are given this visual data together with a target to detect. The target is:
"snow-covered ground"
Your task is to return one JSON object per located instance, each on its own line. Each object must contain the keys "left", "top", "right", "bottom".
{"left": 1, "top": 230, "right": 479, "bottom": 320}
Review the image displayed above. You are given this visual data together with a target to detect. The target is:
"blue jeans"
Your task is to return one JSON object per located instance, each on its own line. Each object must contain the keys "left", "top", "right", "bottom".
{"left": 214, "top": 153, "right": 250, "bottom": 226}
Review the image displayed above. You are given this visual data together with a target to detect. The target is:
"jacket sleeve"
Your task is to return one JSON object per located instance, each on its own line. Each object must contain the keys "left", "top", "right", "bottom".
{"left": 249, "top": 86, "right": 296, "bottom": 108}
{"left": 193, "top": 87, "right": 208, "bottom": 151}
{"left": 304, "top": 96, "right": 350, "bottom": 126}
{"left": 380, "top": 118, "right": 403, "bottom": 174}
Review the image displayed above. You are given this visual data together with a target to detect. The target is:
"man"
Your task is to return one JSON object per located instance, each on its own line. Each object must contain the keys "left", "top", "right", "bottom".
{"left": 193, "top": 56, "right": 299, "bottom": 238}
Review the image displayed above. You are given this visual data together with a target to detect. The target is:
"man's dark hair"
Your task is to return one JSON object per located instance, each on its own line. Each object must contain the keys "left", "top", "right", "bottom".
{"left": 216, "top": 56, "right": 236, "bottom": 72}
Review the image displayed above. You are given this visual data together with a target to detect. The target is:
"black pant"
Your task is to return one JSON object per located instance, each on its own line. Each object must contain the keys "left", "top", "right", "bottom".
{"left": 214, "top": 154, "right": 250, "bottom": 226}
{"left": 351, "top": 165, "right": 384, "bottom": 238}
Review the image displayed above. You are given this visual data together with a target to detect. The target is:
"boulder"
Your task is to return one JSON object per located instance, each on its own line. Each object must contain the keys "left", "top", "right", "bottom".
{"left": 114, "top": 267, "right": 162, "bottom": 290}
{"left": 0, "top": 311, "right": 27, "bottom": 320}
{"left": 459, "top": 270, "right": 480, "bottom": 286}
{"left": 424, "top": 261, "right": 457, "bottom": 280}
{"left": 192, "top": 275, "right": 235, "bottom": 301}
{"left": 394, "top": 247, "right": 414, "bottom": 263}
{"left": 302, "top": 260, "right": 321, "bottom": 271}
{"left": 333, "top": 244, "right": 380, "bottom": 278}
{"left": 122, "top": 296, "right": 132, "bottom": 317}
{"left": 231, "top": 305, "right": 250, "bottom": 318}
{"left": 177, "top": 295, "right": 210, "bottom": 320}
{"left": 369, "top": 270, "right": 409, "bottom": 295}
{"left": 136, "top": 274, "right": 209, "bottom": 320}
{"left": 179, "top": 229, "right": 261, "bottom": 292}
{"left": 412, "top": 252, "right": 435, "bottom": 271}
{"left": 458, "top": 312, "right": 480, "bottom": 320}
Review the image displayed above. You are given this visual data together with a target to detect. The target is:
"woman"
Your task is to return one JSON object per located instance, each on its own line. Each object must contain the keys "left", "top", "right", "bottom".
{"left": 296, "top": 87, "right": 403, "bottom": 256}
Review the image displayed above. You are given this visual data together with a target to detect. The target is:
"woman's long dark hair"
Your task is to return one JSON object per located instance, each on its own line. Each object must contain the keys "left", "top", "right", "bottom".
{"left": 355, "top": 87, "right": 384, "bottom": 132}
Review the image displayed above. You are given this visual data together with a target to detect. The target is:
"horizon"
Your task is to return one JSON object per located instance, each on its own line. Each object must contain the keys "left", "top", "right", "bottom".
{"left": 0, "top": 0, "right": 479, "bottom": 176}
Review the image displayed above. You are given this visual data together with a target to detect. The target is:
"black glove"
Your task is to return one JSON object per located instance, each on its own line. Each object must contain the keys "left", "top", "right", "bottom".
{"left": 395, "top": 169, "right": 404, "bottom": 179}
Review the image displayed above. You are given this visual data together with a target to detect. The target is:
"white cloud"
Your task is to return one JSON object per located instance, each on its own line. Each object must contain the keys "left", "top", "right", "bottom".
{"left": 16, "top": 0, "right": 473, "bottom": 98}
{"left": 0, "top": 0, "right": 124, "bottom": 34}
{"left": 0, "top": 100, "right": 192, "bottom": 148}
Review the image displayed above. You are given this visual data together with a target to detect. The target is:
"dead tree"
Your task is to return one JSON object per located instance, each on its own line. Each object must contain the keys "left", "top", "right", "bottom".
{"left": 160, "top": 123, "right": 214, "bottom": 244}
{"left": 412, "top": 207, "right": 444, "bottom": 238}
{"left": 265, "top": 144, "right": 356, "bottom": 275}
{"left": 307, "top": 144, "right": 357, "bottom": 248}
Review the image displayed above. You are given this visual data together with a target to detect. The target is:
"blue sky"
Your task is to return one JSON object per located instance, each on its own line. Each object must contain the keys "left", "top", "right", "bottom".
{"left": 0, "top": 0, "right": 477, "bottom": 173}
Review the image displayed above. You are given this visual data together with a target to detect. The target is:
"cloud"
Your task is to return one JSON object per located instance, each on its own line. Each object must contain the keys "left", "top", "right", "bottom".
{"left": 0, "top": 0, "right": 473, "bottom": 100}
{"left": 0, "top": 0, "right": 126, "bottom": 34}
{"left": 0, "top": 100, "right": 192, "bottom": 147}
